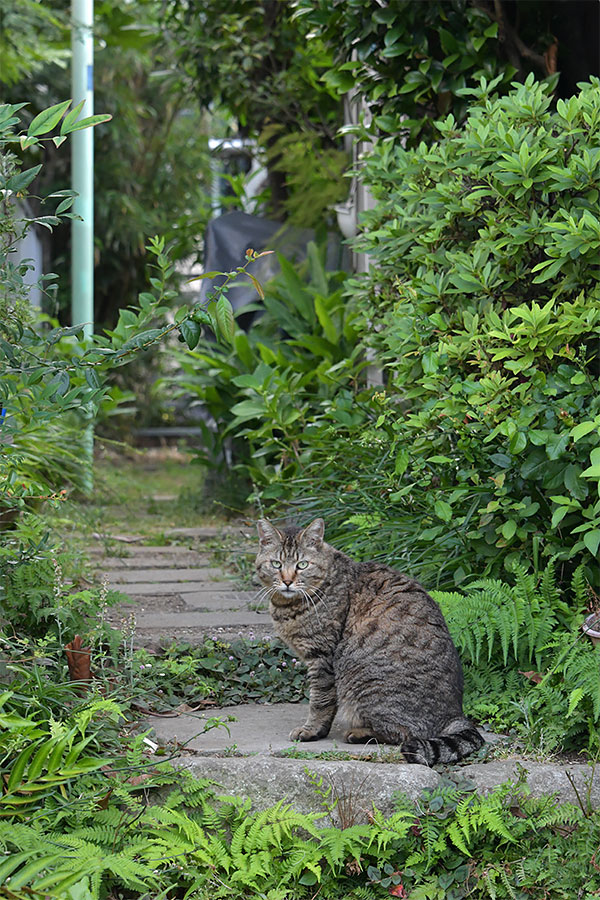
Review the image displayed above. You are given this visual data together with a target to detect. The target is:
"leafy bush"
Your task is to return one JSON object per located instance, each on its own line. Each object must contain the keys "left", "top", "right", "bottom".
{"left": 295, "top": 0, "right": 599, "bottom": 142}
{"left": 164, "top": 243, "right": 363, "bottom": 495}
{"left": 294, "top": 0, "right": 511, "bottom": 144}
{"left": 297, "top": 76, "right": 600, "bottom": 589}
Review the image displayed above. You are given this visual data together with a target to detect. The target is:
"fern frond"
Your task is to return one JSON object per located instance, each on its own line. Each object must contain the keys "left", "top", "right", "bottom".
{"left": 571, "top": 564, "right": 588, "bottom": 611}
{"left": 317, "top": 823, "right": 370, "bottom": 870}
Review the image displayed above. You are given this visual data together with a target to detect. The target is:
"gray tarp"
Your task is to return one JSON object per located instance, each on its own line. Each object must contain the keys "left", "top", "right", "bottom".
{"left": 198, "top": 211, "right": 348, "bottom": 311}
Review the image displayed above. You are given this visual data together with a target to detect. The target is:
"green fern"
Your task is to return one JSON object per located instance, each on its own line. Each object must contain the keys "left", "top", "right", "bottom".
{"left": 318, "top": 823, "right": 370, "bottom": 870}
{"left": 349, "top": 886, "right": 380, "bottom": 900}
{"left": 432, "top": 561, "right": 582, "bottom": 670}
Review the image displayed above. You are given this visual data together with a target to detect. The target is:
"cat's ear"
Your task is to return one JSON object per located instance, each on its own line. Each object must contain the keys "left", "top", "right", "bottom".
{"left": 300, "top": 518, "right": 324, "bottom": 549}
{"left": 257, "top": 519, "right": 283, "bottom": 547}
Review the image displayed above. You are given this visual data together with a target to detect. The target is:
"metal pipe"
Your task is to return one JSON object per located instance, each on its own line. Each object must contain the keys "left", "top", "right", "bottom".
{"left": 71, "top": 0, "right": 94, "bottom": 491}
{"left": 71, "top": 0, "right": 94, "bottom": 339}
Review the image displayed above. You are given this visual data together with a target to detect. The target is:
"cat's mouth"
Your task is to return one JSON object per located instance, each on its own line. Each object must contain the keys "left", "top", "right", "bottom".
{"left": 271, "top": 584, "right": 300, "bottom": 604}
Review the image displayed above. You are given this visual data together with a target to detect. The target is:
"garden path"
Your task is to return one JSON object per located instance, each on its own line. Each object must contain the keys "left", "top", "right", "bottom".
{"left": 90, "top": 518, "right": 600, "bottom": 821}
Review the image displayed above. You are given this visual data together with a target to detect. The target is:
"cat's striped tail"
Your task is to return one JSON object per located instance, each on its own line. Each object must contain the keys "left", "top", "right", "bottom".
{"left": 401, "top": 719, "right": 484, "bottom": 766}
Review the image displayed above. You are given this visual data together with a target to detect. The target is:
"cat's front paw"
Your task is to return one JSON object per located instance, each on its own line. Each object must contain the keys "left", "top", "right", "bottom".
{"left": 289, "top": 724, "right": 324, "bottom": 742}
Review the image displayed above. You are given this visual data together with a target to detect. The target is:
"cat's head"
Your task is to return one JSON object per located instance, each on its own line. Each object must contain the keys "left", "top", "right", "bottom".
{"left": 255, "top": 518, "right": 328, "bottom": 604}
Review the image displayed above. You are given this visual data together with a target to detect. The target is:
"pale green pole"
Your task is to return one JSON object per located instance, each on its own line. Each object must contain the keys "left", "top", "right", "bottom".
{"left": 71, "top": 0, "right": 94, "bottom": 492}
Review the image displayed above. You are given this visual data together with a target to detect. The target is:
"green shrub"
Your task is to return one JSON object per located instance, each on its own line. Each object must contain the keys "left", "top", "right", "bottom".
{"left": 163, "top": 243, "right": 363, "bottom": 495}
{"left": 302, "top": 76, "right": 600, "bottom": 588}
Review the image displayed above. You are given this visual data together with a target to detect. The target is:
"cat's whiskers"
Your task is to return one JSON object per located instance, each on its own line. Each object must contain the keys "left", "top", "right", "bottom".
{"left": 310, "top": 585, "right": 327, "bottom": 604}
{"left": 299, "top": 588, "right": 323, "bottom": 626}
{"left": 253, "top": 586, "right": 275, "bottom": 605}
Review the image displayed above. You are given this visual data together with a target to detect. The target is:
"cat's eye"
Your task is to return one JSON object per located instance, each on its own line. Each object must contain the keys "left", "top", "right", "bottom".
{"left": 297, "top": 560, "right": 309, "bottom": 569}
{"left": 271, "top": 560, "right": 282, "bottom": 569}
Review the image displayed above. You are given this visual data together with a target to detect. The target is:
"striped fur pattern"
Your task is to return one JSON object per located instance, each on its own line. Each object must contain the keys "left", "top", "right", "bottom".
{"left": 256, "top": 518, "right": 483, "bottom": 767}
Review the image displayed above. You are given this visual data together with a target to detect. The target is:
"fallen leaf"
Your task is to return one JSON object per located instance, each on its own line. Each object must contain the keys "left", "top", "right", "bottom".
{"left": 520, "top": 670, "right": 542, "bottom": 684}
{"left": 65, "top": 635, "right": 92, "bottom": 690}
{"left": 96, "top": 790, "right": 113, "bottom": 809}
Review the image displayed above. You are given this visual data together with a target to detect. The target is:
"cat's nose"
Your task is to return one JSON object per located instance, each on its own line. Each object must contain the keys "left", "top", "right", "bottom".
{"left": 281, "top": 576, "right": 294, "bottom": 587}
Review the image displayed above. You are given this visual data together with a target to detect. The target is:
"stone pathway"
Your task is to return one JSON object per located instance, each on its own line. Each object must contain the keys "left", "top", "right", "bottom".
{"left": 93, "top": 524, "right": 599, "bottom": 823}
{"left": 98, "top": 524, "right": 273, "bottom": 646}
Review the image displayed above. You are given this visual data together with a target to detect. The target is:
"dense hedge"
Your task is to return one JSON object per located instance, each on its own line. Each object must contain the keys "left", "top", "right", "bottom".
{"left": 300, "top": 76, "right": 600, "bottom": 588}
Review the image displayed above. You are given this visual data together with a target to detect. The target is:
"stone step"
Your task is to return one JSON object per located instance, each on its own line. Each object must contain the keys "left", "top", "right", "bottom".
{"left": 179, "top": 756, "right": 437, "bottom": 826}
{"left": 177, "top": 754, "right": 600, "bottom": 826}
{"left": 107, "top": 577, "right": 230, "bottom": 594}
{"left": 132, "top": 610, "right": 270, "bottom": 630}
{"left": 147, "top": 702, "right": 600, "bottom": 822}
{"left": 107, "top": 568, "right": 231, "bottom": 584}
{"left": 96, "top": 553, "right": 211, "bottom": 570}
{"left": 164, "top": 526, "right": 251, "bottom": 540}
{"left": 150, "top": 702, "right": 391, "bottom": 757}
{"left": 182, "top": 592, "right": 262, "bottom": 611}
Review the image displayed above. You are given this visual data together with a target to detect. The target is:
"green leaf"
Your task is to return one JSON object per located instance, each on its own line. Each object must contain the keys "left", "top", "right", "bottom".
{"left": 60, "top": 113, "right": 112, "bottom": 134}
{"left": 245, "top": 271, "right": 265, "bottom": 299}
{"left": 395, "top": 448, "right": 410, "bottom": 475}
{"left": 501, "top": 520, "right": 517, "bottom": 540}
{"left": 215, "top": 296, "right": 235, "bottom": 345}
{"left": 581, "top": 447, "right": 600, "bottom": 479}
{"left": 571, "top": 421, "right": 598, "bottom": 441}
{"left": 59, "top": 99, "right": 85, "bottom": 134}
{"left": 55, "top": 196, "right": 75, "bottom": 215}
{"left": 26, "top": 741, "right": 53, "bottom": 783}
{"left": 5, "top": 165, "right": 42, "bottom": 193}
{"left": 583, "top": 530, "right": 600, "bottom": 557}
{"left": 551, "top": 505, "right": 570, "bottom": 528}
{"left": 179, "top": 319, "right": 202, "bottom": 350}
{"left": 0, "top": 853, "right": 31, "bottom": 884}
{"left": 434, "top": 500, "right": 452, "bottom": 523}
{"left": 28, "top": 99, "right": 72, "bottom": 136}
{"left": 7, "top": 855, "right": 62, "bottom": 891}
{"left": 314, "top": 295, "right": 338, "bottom": 343}
{"left": 307, "top": 242, "right": 328, "bottom": 296}
{"left": 6, "top": 742, "right": 38, "bottom": 792}
{"left": 234, "top": 331, "right": 255, "bottom": 369}
{"left": 230, "top": 400, "right": 264, "bottom": 418}
{"left": 531, "top": 257, "right": 565, "bottom": 283}
{"left": 564, "top": 464, "right": 587, "bottom": 501}
{"left": 509, "top": 431, "right": 527, "bottom": 454}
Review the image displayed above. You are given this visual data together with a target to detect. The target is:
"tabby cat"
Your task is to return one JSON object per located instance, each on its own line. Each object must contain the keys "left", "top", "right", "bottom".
{"left": 256, "top": 517, "right": 483, "bottom": 766}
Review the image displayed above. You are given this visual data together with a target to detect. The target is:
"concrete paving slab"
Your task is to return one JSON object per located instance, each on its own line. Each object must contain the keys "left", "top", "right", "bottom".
{"left": 106, "top": 593, "right": 188, "bottom": 618}
{"left": 165, "top": 526, "right": 247, "bottom": 540}
{"left": 182, "top": 591, "right": 261, "bottom": 611}
{"left": 107, "top": 577, "right": 230, "bottom": 594}
{"left": 96, "top": 557, "right": 129, "bottom": 570}
{"left": 108, "top": 568, "right": 230, "bottom": 584}
{"left": 97, "top": 553, "right": 212, "bottom": 571}
{"left": 120, "top": 545, "right": 209, "bottom": 556}
{"left": 133, "top": 610, "right": 270, "bottom": 630}
{"left": 179, "top": 582, "right": 255, "bottom": 595}
{"left": 150, "top": 702, "right": 405, "bottom": 757}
